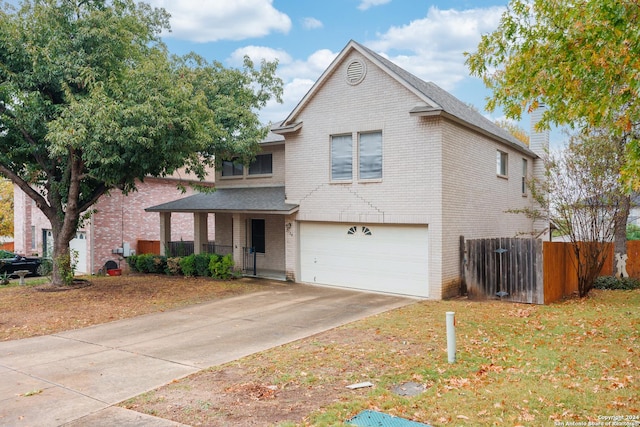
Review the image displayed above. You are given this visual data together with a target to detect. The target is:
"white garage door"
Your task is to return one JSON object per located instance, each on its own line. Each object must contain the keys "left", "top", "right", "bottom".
{"left": 300, "top": 222, "right": 429, "bottom": 297}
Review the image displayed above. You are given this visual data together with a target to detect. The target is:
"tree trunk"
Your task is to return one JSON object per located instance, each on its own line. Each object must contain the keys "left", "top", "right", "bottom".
{"left": 49, "top": 215, "right": 78, "bottom": 286}
{"left": 613, "top": 195, "right": 630, "bottom": 278}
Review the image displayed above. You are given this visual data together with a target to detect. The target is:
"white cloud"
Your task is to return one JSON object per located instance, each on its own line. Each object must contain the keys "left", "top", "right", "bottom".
{"left": 276, "top": 49, "right": 337, "bottom": 82}
{"left": 148, "top": 0, "right": 291, "bottom": 42}
{"left": 262, "top": 78, "right": 317, "bottom": 124}
{"left": 257, "top": 49, "right": 338, "bottom": 123}
{"left": 367, "top": 6, "right": 504, "bottom": 90}
{"left": 227, "top": 46, "right": 292, "bottom": 67}
{"left": 358, "top": 0, "right": 392, "bottom": 11}
{"left": 302, "top": 17, "right": 323, "bottom": 30}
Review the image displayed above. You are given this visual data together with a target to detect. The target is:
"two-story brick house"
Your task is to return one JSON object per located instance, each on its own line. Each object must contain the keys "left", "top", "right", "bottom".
{"left": 147, "top": 40, "right": 547, "bottom": 299}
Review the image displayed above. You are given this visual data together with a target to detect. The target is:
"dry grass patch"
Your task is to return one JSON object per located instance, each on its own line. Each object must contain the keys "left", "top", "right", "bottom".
{"left": 0, "top": 274, "right": 274, "bottom": 341}
{"left": 123, "top": 289, "right": 640, "bottom": 426}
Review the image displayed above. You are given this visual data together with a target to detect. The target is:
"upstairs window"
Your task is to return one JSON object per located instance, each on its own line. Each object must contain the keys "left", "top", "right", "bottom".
{"left": 497, "top": 150, "right": 508, "bottom": 177}
{"left": 359, "top": 131, "right": 382, "bottom": 180}
{"left": 222, "top": 160, "right": 243, "bottom": 177}
{"left": 331, "top": 134, "right": 353, "bottom": 181}
{"left": 522, "top": 158, "right": 528, "bottom": 195}
{"left": 249, "top": 154, "right": 273, "bottom": 175}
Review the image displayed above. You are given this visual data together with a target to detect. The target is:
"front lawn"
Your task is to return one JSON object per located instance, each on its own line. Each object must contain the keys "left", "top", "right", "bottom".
{"left": 123, "top": 289, "right": 639, "bottom": 426}
{"left": 0, "top": 274, "right": 273, "bottom": 341}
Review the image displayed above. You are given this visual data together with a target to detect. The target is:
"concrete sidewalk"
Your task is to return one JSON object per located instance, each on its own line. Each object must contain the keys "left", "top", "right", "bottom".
{"left": 0, "top": 282, "right": 414, "bottom": 426}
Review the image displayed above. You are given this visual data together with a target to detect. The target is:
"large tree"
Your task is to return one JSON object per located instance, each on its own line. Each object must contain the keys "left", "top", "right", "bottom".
{"left": 529, "top": 132, "right": 625, "bottom": 296}
{"left": 0, "top": 179, "right": 13, "bottom": 238}
{"left": 0, "top": 0, "right": 282, "bottom": 285}
{"left": 466, "top": 0, "right": 640, "bottom": 276}
{"left": 465, "top": 0, "right": 640, "bottom": 178}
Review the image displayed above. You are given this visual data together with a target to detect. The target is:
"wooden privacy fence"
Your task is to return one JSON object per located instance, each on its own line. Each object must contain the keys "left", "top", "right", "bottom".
{"left": 463, "top": 237, "right": 543, "bottom": 304}
{"left": 463, "top": 237, "right": 640, "bottom": 304}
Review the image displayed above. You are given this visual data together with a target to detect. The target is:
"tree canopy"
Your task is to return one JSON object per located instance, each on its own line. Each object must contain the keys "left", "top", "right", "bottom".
{"left": 465, "top": 0, "right": 640, "bottom": 184}
{"left": 0, "top": 0, "right": 282, "bottom": 284}
{"left": 0, "top": 179, "right": 13, "bottom": 237}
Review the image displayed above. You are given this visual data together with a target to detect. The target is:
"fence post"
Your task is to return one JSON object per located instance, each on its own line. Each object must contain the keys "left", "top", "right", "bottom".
{"left": 459, "top": 236, "right": 467, "bottom": 295}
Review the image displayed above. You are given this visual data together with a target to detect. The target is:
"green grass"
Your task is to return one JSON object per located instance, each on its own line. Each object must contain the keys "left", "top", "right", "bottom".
{"left": 299, "top": 291, "right": 640, "bottom": 426}
{"left": 125, "top": 289, "right": 640, "bottom": 426}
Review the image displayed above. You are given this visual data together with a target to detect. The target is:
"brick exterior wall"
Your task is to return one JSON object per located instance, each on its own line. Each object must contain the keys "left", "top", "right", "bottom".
{"left": 13, "top": 178, "right": 214, "bottom": 274}
{"left": 282, "top": 49, "right": 536, "bottom": 299}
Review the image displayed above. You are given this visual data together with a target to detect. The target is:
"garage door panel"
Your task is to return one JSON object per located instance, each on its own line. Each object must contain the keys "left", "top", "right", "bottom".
{"left": 300, "top": 223, "right": 428, "bottom": 297}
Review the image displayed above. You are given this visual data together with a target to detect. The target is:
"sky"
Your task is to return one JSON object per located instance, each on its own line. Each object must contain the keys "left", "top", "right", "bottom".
{"left": 146, "top": 0, "right": 555, "bottom": 143}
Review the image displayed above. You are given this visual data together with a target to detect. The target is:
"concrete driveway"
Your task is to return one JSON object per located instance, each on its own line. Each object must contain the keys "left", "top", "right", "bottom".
{"left": 0, "top": 282, "right": 414, "bottom": 426}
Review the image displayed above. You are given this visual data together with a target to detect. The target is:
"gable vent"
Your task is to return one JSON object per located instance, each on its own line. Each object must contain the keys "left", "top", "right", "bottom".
{"left": 346, "top": 59, "right": 366, "bottom": 85}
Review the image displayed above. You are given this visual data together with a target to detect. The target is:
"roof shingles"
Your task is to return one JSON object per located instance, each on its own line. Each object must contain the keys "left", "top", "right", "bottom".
{"left": 145, "top": 186, "right": 298, "bottom": 214}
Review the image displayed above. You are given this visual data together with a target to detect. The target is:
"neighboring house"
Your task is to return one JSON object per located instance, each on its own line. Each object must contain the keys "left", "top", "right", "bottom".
{"left": 13, "top": 175, "right": 215, "bottom": 274}
{"left": 627, "top": 195, "right": 640, "bottom": 227}
{"left": 147, "top": 40, "right": 548, "bottom": 299}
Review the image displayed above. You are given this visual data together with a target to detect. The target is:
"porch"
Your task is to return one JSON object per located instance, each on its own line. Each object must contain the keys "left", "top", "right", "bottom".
{"left": 145, "top": 187, "right": 298, "bottom": 282}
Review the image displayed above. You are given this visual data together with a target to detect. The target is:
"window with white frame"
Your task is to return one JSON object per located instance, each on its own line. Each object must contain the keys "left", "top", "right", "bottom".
{"left": 249, "top": 154, "right": 272, "bottom": 175}
{"left": 522, "top": 158, "right": 528, "bottom": 195}
{"left": 359, "top": 131, "right": 382, "bottom": 180}
{"left": 331, "top": 134, "right": 353, "bottom": 181}
{"left": 497, "top": 150, "right": 508, "bottom": 177}
{"left": 222, "top": 160, "right": 243, "bottom": 177}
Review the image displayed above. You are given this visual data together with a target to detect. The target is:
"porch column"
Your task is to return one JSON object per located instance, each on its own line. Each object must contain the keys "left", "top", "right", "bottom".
{"left": 232, "top": 213, "right": 244, "bottom": 271}
{"left": 284, "top": 214, "right": 297, "bottom": 281}
{"left": 193, "top": 212, "right": 208, "bottom": 254}
{"left": 159, "top": 212, "right": 171, "bottom": 256}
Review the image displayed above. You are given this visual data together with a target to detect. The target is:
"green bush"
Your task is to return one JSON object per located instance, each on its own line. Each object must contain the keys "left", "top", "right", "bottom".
{"left": 194, "top": 253, "right": 212, "bottom": 277}
{"left": 627, "top": 224, "right": 640, "bottom": 240}
{"left": 594, "top": 276, "right": 640, "bottom": 290}
{"left": 210, "top": 253, "right": 235, "bottom": 279}
{"left": 37, "top": 258, "right": 53, "bottom": 276}
{"left": 0, "top": 250, "right": 14, "bottom": 259}
{"left": 126, "top": 255, "right": 139, "bottom": 272}
{"left": 179, "top": 254, "right": 196, "bottom": 277}
{"left": 135, "top": 254, "right": 166, "bottom": 274}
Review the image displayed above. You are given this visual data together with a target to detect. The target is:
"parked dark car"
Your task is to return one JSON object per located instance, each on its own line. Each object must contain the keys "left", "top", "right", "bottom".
{"left": 0, "top": 250, "right": 43, "bottom": 277}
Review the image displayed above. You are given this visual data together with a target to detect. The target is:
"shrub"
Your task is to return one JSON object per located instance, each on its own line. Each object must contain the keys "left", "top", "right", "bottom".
{"left": 194, "top": 253, "right": 212, "bottom": 277}
{"left": 210, "top": 253, "right": 236, "bottom": 279}
{"left": 166, "top": 257, "right": 181, "bottom": 275}
{"left": 594, "top": 276, "right": 640, "bottom": 290}
{"left": 126, "top": 255, "right": 139, "bottom": 272}
{"left": 0, "top": 250, "right": 14, "bottom": 258}
{"left": 55, "top": 251, "right": 77, "bottom": 286}
{"left": 135, "top": 254, "right": 166, "bottom": 274}
{"left": 37, "top": 258, "right": 53, "bottom": 276}
{"left": 180, "top": 254, "right": 196, "bottom": 277}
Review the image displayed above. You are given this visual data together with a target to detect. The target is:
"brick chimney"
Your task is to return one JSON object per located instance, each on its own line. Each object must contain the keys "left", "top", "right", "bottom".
{"left": 529, "top": 104, "right": 551, "bottom": 239}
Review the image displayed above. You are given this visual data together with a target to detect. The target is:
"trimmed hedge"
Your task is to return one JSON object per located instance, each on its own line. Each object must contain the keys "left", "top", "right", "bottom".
{"left": 594, "top": 276, "right": 640, "bottom": 290}
{"left": 127, "top": 253, "right": 237, "bottom": 279}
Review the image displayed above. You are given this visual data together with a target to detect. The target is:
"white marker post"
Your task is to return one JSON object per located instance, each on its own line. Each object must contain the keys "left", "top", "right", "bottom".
{"left": 446, "top": 311, "right": 456, "bottom": 363}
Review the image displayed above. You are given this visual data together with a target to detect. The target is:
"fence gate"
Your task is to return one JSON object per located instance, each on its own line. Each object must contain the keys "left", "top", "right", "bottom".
{"left": 463, "top": 237, "right": 544, "bottom": 304}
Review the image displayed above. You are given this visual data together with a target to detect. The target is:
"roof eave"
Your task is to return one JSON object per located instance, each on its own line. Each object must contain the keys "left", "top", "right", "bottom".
{"left": 271, "top": 121, "right": 303, "bottom": 135}
{"left": 411, "top": 109, "right": 538, "bottom": 158}
{"left": 145, "top": 207, "right": 299, "bottom": 215}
